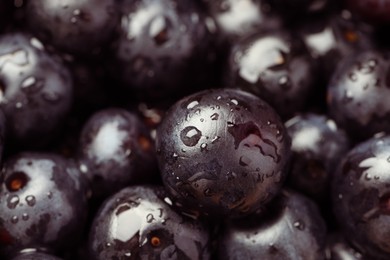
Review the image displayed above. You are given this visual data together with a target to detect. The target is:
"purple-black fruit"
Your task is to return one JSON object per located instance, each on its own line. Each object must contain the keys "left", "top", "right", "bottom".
{"left": 156, "top": 88, "right": 291, "bottom": 218}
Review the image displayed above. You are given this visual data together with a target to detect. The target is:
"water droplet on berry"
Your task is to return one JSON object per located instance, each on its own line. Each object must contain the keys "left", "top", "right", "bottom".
{"left": 210, "top": 113, "right": 219, "bottom": 120}
{"left": 22, "top": 213, "right": 29, "bottom": 221}
{"left": 180, "top": 126, "right": 202, "bottom": 147}
{"left": 293, "top": 220, "right": 305, "bottom": 230}
{"left": 11, "top": 216, "right": 18, "bottom": 224}
{"left": 7, "top": 195, "right": 20, "bottom": 209}
{"left": 25, "top": 195, "right": 36, "bottom": 206}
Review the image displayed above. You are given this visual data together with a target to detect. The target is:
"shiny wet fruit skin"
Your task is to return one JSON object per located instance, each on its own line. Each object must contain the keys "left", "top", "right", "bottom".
{"left": 88, "top": 185, "right": 211, "bottom": 260}
{"left": 156, "top": 88, "right": 291, "bottom": 218}
{"left": 285, "top": 113, "right": 349, "bottom": 200}
{"left": 0, "top": 153, "right": 88, "bottom": 259}
{"left": 327, "top": 49, "right": 390, "bottom": 141}
{"left": 24, "top": 0, "right": 120, "bottom": 56}
{"left": 218, "top": 189, "right": 327, "bottom": 260}
{"left": 0, "top": 32, "right": 73, "bottom": 148}
{"left": 112, "top": 0, "right": 217, "bottom": 102}
{"left": 226, "top": 29, "right": 315, "bottom": 119}
{"left": 77, "top": 108, "right": 158, "bottom": 199}
{"left": 332, "top": 135, "right": 390, "bottom": 260}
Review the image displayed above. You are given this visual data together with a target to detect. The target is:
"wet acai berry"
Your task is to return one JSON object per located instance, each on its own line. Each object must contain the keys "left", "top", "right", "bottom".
{"left": 225, "top": 29, "right": 315, "bottom": 119}
{"left": 0, "top": 153, "right": 89, "bottom": 259}
{"left": 0, "top": 32, "right": 73, "bottom": 148}
{"left": 218, "top": 189, "right": 327, "bottom": 260}
{"left": 88, "top": 185, "right": 211, "bottom": 260}
{"left": 201, "top": 0, "right": 282, "bottom": 40}
{"left": 327, "top": 49, "right": 390, "bottom": 141}
{"left": 332, "top": 134, "right": 390, "bottom": 260}
{"left": 77, "top": 108, "right": 158, "bottom": 199}
{"left": 285, "top": 113, "right": 349, "bottom": 200}
{"left": 24, "top": 0, "right": 120, "bottom": 56}
{"left": 112, "top": 0, "right": 217, "bottom": 101}
{"left": 156, "top": 88, "right": 291, "bottom": 218}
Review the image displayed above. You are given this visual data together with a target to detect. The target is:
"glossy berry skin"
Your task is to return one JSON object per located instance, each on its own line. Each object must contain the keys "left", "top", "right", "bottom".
{"left": 332, "top": 135, "right": 390, "bottom": 260}
{"left": 226, "top": 30, "right": 315, "bottom": 119}
{"left": 299, "top": 10, "right": 374, "bottom": 82}
{"left": 327, "top": 49, "right": 390, "bottom": 141}
{"left": 0, "top": 153, "right": 88, "bottom": 258}
{"left": 113, "top": 0, "right": 216, "bottom": 101}
{"left": 218, "top": 189, "right": 326, "bottom": 260}
{"left": 88, "top": 186, "right": 211, "bottom": 260}
{"left": 11, "top": 251, "right": 62, "bottom": 260}
{"left": 285, "top": 114, "right": 349, "bottom": 199}
{"left": 201, "top": 0, "right": 282, "bottom": 40}
{"left": 25, "top": 0, "right": 120, "bottom": 56}
{"left": 345, "top": 0, "right": 390, "bottom": 24}
{"left": 156, "top": 89, "right": 291, "bottom": 218}
{"left": 77, "top": 108, "right": 157, "bottom": 198}
{"left": 0, "top": 33, "right": 73, "bottom": 148}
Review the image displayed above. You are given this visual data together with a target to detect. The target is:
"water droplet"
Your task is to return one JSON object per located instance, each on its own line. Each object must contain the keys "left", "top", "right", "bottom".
{"left": 25, "top": 195, "right": 36, "bottom": 207}
{"left": 22, "top": 213, "right": 29, "bottom": 221}
{"left": 227, "top": 121, "right": 235, "bottom": 127}
{"left": 230, "top": 98, "right": 239, "bottom": 105}
{"left": 7, "top": 195, "right": 19, "bottom": 209}
{"left": 364, "top": 173, "right": 372, "bottom": 181}
{"left": 180, "top": 126, "right": 202, "bottom": 147}
{"left": 21, "top": 77, "right": 37, "bottom": 89}
{"left": 106, "top": 243, "right": 112, "bottom": 247}
{"left": 164, "top": 197, "right": 173, "bottom": 206}
{"left": 11, "top": 216, "right": 18, "bottom": 224}
{"left": 278, "top": 75, "right": 291, "bottom": 89}
{"left": 211, "top": 136, "right": 220, "bottom": 144}
{"left": 124, "top": 252, "right": 132, "bottom": 257}
{"left": 210, "top": 113, "right": 219, "bottom": 120}
{"left": 30, "top": 38, "right": 44, "bottom": 50}
{"left": 293, "top": 221, "right": 305, "bottom": 230}
{"left": 47, "top": 192, "right": 53, "bottom": 199}
{"left": 187, "top": 100, "right": 199, "bottom": 109}
{"left": 146, "top": 213, "right": 155, "bottom": 223}
{"left": 216, "top": 96, "right": 222, "bottom": 100}
{"left": 79, "top": 164, "right": 88, "bottom": 173}
{"left": 200, "top": 143, "right": 207, "bottom": 152}
{"left": 349, "top": 73, "right": 357, "bottom": 81}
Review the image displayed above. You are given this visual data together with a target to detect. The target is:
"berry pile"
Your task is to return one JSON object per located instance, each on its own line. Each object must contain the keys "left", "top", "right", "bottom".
{"left": 1, "top": 0, "right": 390, "bottom": 259}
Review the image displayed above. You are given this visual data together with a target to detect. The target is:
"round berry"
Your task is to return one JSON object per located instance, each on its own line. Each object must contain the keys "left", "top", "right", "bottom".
{"left": 88, "top": 186, "right": 211, "bottom": 260}
{"left": 156, "top": 88, "right": 291, "bottom": 218}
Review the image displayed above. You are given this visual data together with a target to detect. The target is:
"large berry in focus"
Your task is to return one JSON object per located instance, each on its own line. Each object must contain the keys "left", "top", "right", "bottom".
{"left": 156, "top": 89, "right": 291, "bottom": 218}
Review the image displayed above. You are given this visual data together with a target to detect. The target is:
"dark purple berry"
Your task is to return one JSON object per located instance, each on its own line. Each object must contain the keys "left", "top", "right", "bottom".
{"left": 285, "top": 113, "right": 349, "bottom": 199}
{"left": 327, "top": 49, "right": 390, "bottom": 141}
{"left": 0, "top": 33, "right": 73, "bottom": 147}
{"left": 332, "top": 134, "right": 390, "bottom": 259}
{"left": 218, "top": 189, "right": 326, "bottom": 259}
{"left": 77, "top": 108, "right": 158, "bottom": 198}
{"left": 24, "top": 0, "right": 120, "bottom": 56}
{"left": 226, "top": 29, "right": 315, "bottom": 119}
{"left": 88, "top": 186, "right": 211, "bottom": 260}
{"left": 113, "top": 0, "right": 217, "bottom": 101}
{"left": 201, "top": 0, "right": 282, "bottom": 40}
{"left": 156, "top": 88, "right": 291, "bottom": 218}
{"left": 0, "top": 153, "right": 88, "bottom": 258}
